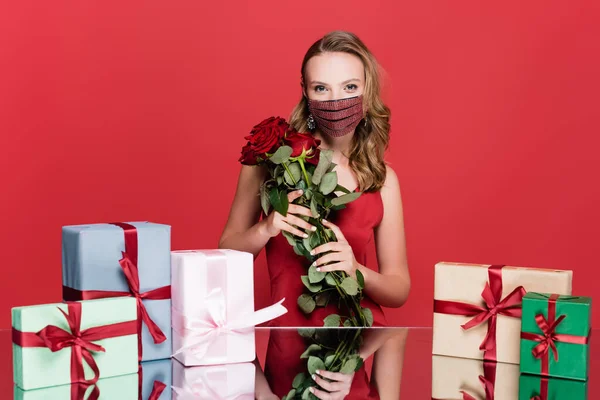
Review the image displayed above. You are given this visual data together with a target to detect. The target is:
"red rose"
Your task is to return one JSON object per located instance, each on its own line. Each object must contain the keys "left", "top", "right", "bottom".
{"left": 305, "top": 147, "right": 321, "bottom": 166}
{"left": 283, "top": 131, "right": 321, "bottom": 164}
{"left": 239, "top": 117, "right": 290, "bottom": 165}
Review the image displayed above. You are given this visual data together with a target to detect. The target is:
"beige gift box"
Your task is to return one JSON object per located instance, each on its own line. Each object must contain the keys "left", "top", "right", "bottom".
{"left": 432, "top": 262, "right": 572, "bottom": 364}
{"left": 431, "top": 354, "right": 519, "bottom": 400}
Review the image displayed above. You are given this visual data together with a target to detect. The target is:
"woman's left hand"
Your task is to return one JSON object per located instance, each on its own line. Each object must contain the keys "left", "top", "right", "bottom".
{"left": 310, "top": 369, "right": 355, "bottom": 400}
{"left": 310, "top": 219, "right": 359, "bottom": 278}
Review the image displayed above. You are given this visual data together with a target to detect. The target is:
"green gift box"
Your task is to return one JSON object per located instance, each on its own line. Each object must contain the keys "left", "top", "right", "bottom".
{"left": 12, "top": 297, "right": 139, "bottom": 391}
{"left": 519, "top": 373, "right": 587, "bottom": 399}
{"left": 14, "top": 373, "right": 139, "bottom": 400}
{"left": 520, "top": 292, "right": 591, "bottom": 381}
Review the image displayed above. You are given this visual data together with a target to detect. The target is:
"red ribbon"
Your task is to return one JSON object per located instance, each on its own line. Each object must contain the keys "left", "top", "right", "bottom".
{"left": 431, "top": 361, "right": 497, "bottom": 400}
{"left": 12, "top": 302, "right": 137, "bottom": 400}
{"left": 434, "top": 265, "right": 526, "bottom": 361}
{"left": 520, "top": 294, "right": 589, "bottom": 376}
{"left": 530, "top": 378, "right": 549, "bottom": 400}
{"left": 63, "top": 222, "right": 171, "bottom": 361}
{"left": 138, "top": 364, "right": 167, "bottom": 400}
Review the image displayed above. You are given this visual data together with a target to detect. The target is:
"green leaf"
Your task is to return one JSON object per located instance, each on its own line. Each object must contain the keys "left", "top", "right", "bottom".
{"left": 310, "top": 196, "right": 319, "bottom": 218}
{"left": 356, "top": 269, "right": 365, "bottom": 289}
{"left": 312, "top": 149, "right": 333, "bottom": 185}
{"left": 324, "top": 354, "right": 336, "bottom": 368}
{"left": 269, "top": 188, "right": 289, "bottom": 216}
{"left": 325, "top": 273, "right": 337, "bottom": 286}
{"left": 315, "top": 292, "right": 330, "bottom": 307}
{"left": 319, "top": 172, "right": 338, "bottom": 195}
{"left": 331, "top": 192, "right": 361, "bottom": 206}
{"left": 355, "top": 357, "right": 364, "bottom": 371}
{"left": 293, "top": 242, "right": 304, "bottom": 256}
{"left": 334, "top": 184, "right": 351, "bottom": 194}
{"left": 343, "top": 319, "right": 353, "bottom": 327}
{"left": 301, "top": 387, "right": 312, "bottom": 400}
{"left": 277, "top": 176, "right": 283, "bottom": 185}
{"left": 298, "top": 294, "right": 316, "bottom": 314}
{"left": 309, "top": 231, "right": 321, "bottom": 249}
{"left": 324, "top": 228, "right": 336, "bottom": 241}
{"left": 326, "top": 162, "right": 337, "bottom": 173}
{"left": 307, "top": 356, "right": 326, "bottom": 375}
{"left": 292, "top": 373, "right": 306, "bottom": 389}
{"left": 340, "top": 277, "right": 359, "bottom": 295}
{"left": 295, "top": 179, "right": 307, "bottom": 191}
{"left": 340, "top": 357, "right": 358, "bottom": 374}
{"left": 304, "top": 188, "right": 313, "bottom": 200}
{"left": 260, "top": 183, "right": 271, "bottom": 216}
{"left": 302, "top": 234, "right": 313, "bottom": 252}
{"left": 270, "top": 145, "right": 293, "bottom": 164}
{"left": 331, "top": 204, "right": 346, "bottom": 211}
{"left": 308, "top": 264, "right": 326, "bottom": 283}
{"left": 285, "top": 389, "right": 296, "bottom": 400}
{"left": 282, "top": 230, "right": 297, "bottom": 246}
{"left": 300, "top": 344, "right": 322, "bottom": 359}
{"left": 284, "top": 162, "right": 302, "bottom": 185}
{"left": 301, "top": 276, "right": 322, "bottom": 293}
{"left": 298, "top": 328, "right": 315, "bottom": 338}
{"left": 363, "top": 307, "right": 374, "bottom": 327}
{"left": 323, "top": 314, "right": 341, "bottom": 327}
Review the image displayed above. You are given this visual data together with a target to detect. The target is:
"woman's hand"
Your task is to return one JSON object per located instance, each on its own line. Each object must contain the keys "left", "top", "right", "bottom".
{"left": 309, "top": 219, "right": 359, "bottom": 278}
{"left": 310, "top": 369, "right": 355, "bottom": 400}
{"left": 263, "top": 190, "right": 316, "bottom": 238}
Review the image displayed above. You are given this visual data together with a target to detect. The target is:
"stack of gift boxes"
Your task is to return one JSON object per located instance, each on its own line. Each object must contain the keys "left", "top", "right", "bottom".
{"left": 431, "top": 262, "right": 592, "bottom": 400}
{"left": 11, "top": 221, "right": 287, "bottom": 399}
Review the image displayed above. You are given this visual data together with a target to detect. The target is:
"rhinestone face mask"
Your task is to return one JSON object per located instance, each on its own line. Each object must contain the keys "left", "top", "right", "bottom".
{"left": 307, "top": 95, "right": 364, "bottom": 137}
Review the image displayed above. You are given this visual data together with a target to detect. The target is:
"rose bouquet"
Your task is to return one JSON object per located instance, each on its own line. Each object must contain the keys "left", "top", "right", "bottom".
{"left": 239, "top": 116, "right": 373, "bottom": 328}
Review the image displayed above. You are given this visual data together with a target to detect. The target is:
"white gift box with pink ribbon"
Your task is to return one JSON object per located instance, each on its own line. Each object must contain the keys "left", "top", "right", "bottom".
{"left": 172, "top": 359, "right": 255, "bottom": 400}
{"left": 171, "top": 249, "right": 287, "bottom": 366}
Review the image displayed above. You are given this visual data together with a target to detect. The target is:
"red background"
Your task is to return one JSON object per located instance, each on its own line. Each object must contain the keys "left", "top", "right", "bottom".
{"left": 1, "top": 1, "right": 599, "bottom": 329}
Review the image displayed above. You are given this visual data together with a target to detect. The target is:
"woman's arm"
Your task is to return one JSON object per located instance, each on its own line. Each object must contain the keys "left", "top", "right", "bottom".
{"left": 218, "top": 165, "right": 272, "bottom": 258}
{"left": 357, "top": 165, "right": 411, "bottom": 308}
{"left": 370, "top": 328, "right": 408, "bottom": 399}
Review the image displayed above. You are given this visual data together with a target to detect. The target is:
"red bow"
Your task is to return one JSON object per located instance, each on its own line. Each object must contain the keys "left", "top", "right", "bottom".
{"left": 149, "top": 381, "right": 167, "bottom": 400}
{"left": 520, "top": 294, "right": 588, "bottom": 376}
{"left": 12, "top": 302, "right": 137, "bottom": 400}
{"left": 530, "top": 378, "right": 549, "bottom": 400}
{"left": 63, "top": 222, "right": 171, "bottom": 361}
{"left": 434, "top": 265, "right": 526, "bottom": 361}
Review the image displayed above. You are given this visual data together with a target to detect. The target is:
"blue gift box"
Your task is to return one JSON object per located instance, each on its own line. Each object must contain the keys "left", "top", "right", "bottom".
{"left": 62, "top": 221, "right": 172, "bottom": 361}
{"left": 140, "top": 359, "right": 172, "bottom": 400}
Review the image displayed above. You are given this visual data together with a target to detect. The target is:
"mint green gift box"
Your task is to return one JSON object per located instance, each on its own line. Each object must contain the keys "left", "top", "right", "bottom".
{"left": 14, "top": 373, "right": 139, "bottom": 400}
{"left": 12, "top": 297, "right": 139, "bottom": 390}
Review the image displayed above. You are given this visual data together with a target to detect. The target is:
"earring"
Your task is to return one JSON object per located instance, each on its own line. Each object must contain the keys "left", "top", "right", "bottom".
{"left": 307, "top": 114, "right": 316, "bottom": 130}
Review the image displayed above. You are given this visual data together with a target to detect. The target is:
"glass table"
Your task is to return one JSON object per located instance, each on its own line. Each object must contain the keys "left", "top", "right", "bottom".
{"left": 2, "top": 327, "right": 597, "bottom": 398}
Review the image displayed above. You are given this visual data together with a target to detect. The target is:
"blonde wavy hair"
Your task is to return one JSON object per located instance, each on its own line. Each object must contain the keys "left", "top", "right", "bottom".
{"left": 289, "top": 31, "right": 391, "bottom": 193}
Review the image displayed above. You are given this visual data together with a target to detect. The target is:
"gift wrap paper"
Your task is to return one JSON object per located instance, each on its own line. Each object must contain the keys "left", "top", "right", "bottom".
{"left": 520, "top": 292, "right": 591, "bottom": 381}
{"left": 519, "top": 373, "right": 588, "bottom": 400}
{"left": 172, "top": 359, "right": 255, "bottom": 400}
{"left": 433, "top": 262, "right": 572, "bottom": 364}
{"left": 141, "top": 359, "right": 172, "bottom": 400}
{"left": 62, "top": 222, "right": 172, "bottom": 361}
{"left": 12, "top": 298, "right": 138, "bottom": 390}
{"left": 432, "top": 355, "right": 519, "bottom": 400}
{"left": 13, "top": 373, "right": 138, "bottom": 400}
{"left": 171, "top": 249, "right": 256, "bottom": 366}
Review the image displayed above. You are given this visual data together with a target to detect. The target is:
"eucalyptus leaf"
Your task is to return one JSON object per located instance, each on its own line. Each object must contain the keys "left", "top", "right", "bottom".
{"left": 305, "top": 188, "right": 313, "bottom": 200}
{"left": 293, "top": 242, "right": 304, "bottom": 256}
{"left": 334, "top": 184, "right": 351, "bottom": 194}
{"left": 284, "top": 162, "right": 302, "bottom": 185}
{"left": 340, "top": 357, "right": 358, "bottom": 374}
{"left": 363, "top": 307, "right": 374, "bottom": 327}
{"left": 298, "top": 294, "right": 316, "bottom": 314}
{"left": 301, "top": 387, "right": 312, "bottom": 400}
{"left": 310, "top": 197, "right": 319, "bottom": 218}
{"left": 319, "top": 172, "right": 338, "bottom": 195}
{"left": 295, "top": 179, "right": 307, "bottom": 191}
{"left": 355, "top": 357, "right": 364, "bottom": 371}
{"left": 343, "top": 319, "right": 353, "bottom": 327}
{"left": 282, "top": 230, "right": 297, "bottom": 246}
{"left": 315, "top": 292, "right": 330, "bottom": 307}
{"left": 331, "top": 204, "right": 346, "bottom": 211}
{"left": 298, "top": 328, "right": 316, "bottom": 338}
{"left": 309, "top": 231, "right": 321, "bottom": 249}
{"left": 270, "top": 145, "right": 293, "bottom": 164}
{"left": 324, "top": 228, "right": 336, "bottom": 241}
{"left": 260, "top": 184, "right": 271, "bottom": 216}
{"left": 307, "top": 356, "right": 326, "bottom": 375}
{"left": 331, "top": 192, "right": 361, "bottom": 206}
{"left": 323, "top": 314, "right": 341, "bottom": 327}
{"left": 340, "top": 277, "right": 359, "bottom": 296}
{"left": 312, "top": 149, "right": 333, "bottom": 185}
{"left": 285, "top": 389, "right": 296, "bottom": 400}
{"left": 356, "top": 269, "right": 365, "bottom": 289}
{"left": 292, "top": 373, "right": 306, "bottom": 389}
{"left": 308, "top": 264, "right": 326, "bottom": 283}
{"left": 325, "top": 273, "right": 337, "bottom": 286}
{"left": 302, "top": 235, "right": 313, "bottom": 252}
{"left": 277, "top": 176, "right": 283, "bottom": 185}
{"left": 326, "top": 162, "right": 337, "bottom": 173}
{"left": 301, "top": 276, "right": 322, "bottom": 293}
{"left": 300, "top": 344, "right": 322, "bottom": 359}
{"left": 324, "top": 354, "right": 336, "bottom": 368}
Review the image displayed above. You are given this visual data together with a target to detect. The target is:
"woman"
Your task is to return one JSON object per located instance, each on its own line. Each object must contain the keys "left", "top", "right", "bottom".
{"left": 219, "top": 31, "right": 410, "bottom": 399}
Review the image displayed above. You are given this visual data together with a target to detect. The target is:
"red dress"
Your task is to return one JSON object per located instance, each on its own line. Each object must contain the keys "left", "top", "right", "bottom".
{"left": 263, "top": 188, "right": 386, "bottom": 399}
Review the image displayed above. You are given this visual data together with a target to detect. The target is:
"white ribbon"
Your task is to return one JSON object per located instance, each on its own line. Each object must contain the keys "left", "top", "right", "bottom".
{"left": 172, "top": 287, "right": 287, "bottom": 358}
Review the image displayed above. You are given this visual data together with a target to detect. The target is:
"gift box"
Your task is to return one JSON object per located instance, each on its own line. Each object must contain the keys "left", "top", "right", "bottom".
{"left": 171, "top": 249, "right": 287, "bottom": 366}
{"left": 12, "top": 298, "right": 139, "bottom": 391}
{"left": 431, "top": 355, "right": 519, "bottom": 400}
{"left": 172, "top": 359, "right": 255, "bottom": 400}
{"left": 140, "top": 359, "right": 172, "bottom": 400}
{"left": 519, "top": 373, "right": 588, "bottom": 400}
{"left": 520, "top": 292, "right": 591, "bottom": 381}
{"left": 13, "top": 373, "right": 139, "bottom": 400}
{"left": 432, "top": 262, "right": 572, "bottom": 364}
{"left": 62, "top": 221, "right": 172, "bottom": 361}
